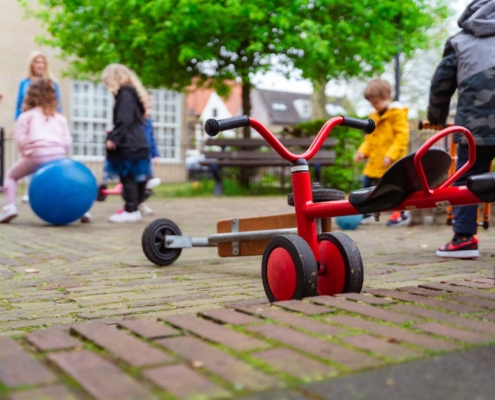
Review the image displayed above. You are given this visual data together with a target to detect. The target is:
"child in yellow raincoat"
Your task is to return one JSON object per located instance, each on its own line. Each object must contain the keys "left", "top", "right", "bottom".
{"left": 354, "top": 79, "right": 410, "bottom": 226}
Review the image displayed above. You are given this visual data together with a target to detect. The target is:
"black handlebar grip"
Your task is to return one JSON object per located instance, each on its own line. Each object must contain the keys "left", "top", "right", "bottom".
{"left": 204, "top": 115, "right": 250, "bottom": 137}
{"left": 341, "top": 116, "right": 375, "bottom": 134}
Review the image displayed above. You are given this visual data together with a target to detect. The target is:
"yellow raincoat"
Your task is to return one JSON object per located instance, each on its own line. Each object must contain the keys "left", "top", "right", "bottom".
{"left": 357, "top": 102, "right": 410, "bottom": 178}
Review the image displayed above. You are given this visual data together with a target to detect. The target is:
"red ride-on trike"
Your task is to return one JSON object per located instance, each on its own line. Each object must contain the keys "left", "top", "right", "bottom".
{"left": 142, "top": 115, "right": 494, "bottom": 302}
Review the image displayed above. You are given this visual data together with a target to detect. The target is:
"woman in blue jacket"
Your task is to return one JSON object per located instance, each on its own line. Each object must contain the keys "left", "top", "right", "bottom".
{"left": 15, "top": 51, "right": 63, "bottom": 205}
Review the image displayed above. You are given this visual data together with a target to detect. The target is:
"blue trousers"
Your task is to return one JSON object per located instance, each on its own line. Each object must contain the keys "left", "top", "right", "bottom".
{"left": 453, "top": 145, "right": 495, "bottom": 235}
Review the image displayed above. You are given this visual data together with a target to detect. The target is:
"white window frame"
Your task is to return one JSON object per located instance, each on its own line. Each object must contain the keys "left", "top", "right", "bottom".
{"left": 69, "top": 80, "right": 183, "bottom": 164}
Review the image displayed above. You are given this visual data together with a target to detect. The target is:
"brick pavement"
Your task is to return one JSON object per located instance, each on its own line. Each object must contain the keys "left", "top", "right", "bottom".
{"left": 0, "top": 278, "right": 493, "bottom": 399}
{"left": 0, "top": 196, "right": 494, "bottom": 336}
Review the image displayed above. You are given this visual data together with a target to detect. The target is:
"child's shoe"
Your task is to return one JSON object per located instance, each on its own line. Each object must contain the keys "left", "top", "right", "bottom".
{"left": 0, "top": 204, "right": 18, "bottom": 223}
{"left": 138, "top": 202, "right": 154, "bottom": 215}
{"left": 108, "top": 210, "right": 142, "bottom": 223}
{"left": 360, "top": 214, "right": 374, "bottom": 224}
{"left": 146, "top": 177, "right": 161, "bottom": 190}
{"left": 386, "top": 211, "right": 409, "bottom": 227}
{"left": 21, "top": 194, "right": 29, "bottom": 203}
{"left": 436, "top": 234, "right": 479, "bottom": 259}
{"left": 80, "top": 212, "right": 92, "bottom": 223}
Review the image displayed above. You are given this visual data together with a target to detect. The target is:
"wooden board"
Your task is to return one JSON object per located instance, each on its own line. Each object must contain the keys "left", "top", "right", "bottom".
{"left": 216, "top": 213, "right": 331, "bottom": 257}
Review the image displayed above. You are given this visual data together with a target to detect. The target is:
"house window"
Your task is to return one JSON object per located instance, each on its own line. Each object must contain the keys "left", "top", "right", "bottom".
{"left": 212, "top": 108, "right": 218, "bottom": 117}
{"left": 70, "top": 81, "right": 182, "bottom": 162}
{"left": 272, "top": 103, "right": 288, "bottom": 111}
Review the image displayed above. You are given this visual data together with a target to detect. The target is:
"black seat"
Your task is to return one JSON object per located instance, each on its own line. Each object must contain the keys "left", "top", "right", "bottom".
{"left": 349, "top": 149, "right": 452, "bottom": 214}
{"left": 467, "top": 172, "right": 495, "bottom": 203}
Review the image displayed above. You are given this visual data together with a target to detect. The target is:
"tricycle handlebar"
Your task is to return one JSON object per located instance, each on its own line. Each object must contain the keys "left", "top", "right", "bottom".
{"left": 204, "top": 115, "right": 375, "bottom": 163}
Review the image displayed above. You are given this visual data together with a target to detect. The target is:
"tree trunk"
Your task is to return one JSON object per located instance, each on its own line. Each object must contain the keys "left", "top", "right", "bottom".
{"left": 241, "top": 81, "right": 252, "bottom": 139}
{"left": 239, "top": 80, "right": 252, "bottom": 188}
{"left": 311, "top": 78, "right": 329, "bottom": 120}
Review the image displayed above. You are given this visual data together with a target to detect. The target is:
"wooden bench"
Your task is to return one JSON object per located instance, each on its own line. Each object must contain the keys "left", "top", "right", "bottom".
{"left": 200, "top": 137, "right": 336, "bottom": 195}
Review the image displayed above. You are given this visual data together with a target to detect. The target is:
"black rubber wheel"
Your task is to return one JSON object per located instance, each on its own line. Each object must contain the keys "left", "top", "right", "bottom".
{"left": 287, "top": 188, "right": 345, "bottom": 206}
{"left": 97, "top": 183, "right": 108, "bottom": 202}
{"left": 483, "top": 221, "right": 489, "bottom": 230}
{"left": 142, "top": 218, "right": 182, "bottom": 266}
{"left": 317, "top": 232, "right": 363, "bottom": 295}
{"left": 261, "top": 234, "right": 318, "bottom": 302}
{"left": 446, "top": 218, "right": 453, "bottom": 226}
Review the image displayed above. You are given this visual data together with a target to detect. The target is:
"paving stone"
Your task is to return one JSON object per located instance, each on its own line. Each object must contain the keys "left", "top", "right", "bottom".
{"left": 253, "top": 348, "right": 336, "bottom": 380}
{"left": 199, "top": 309, "right": 260, "bottom": 325}
{"left": 396, "top": 286, "right": 448, "bottom": 297}
{"left": 0, "top": 337, "right": 56, "bottom": 388}
{"left": 471, "top": 277, "right": 495, "bottom": 284}
{"left": 143, "top": 364, "right": 231, "bottom": 399}
{"left": 247, "top": 324, "right": 383, "bottom": 370}
{"left": 390, "top": 304, "right": 495, "bottom": 335}
{"left": 334, "top": 293, "right": 395, "bottom": 305}
{"left": 307, "top": 296, "right": 416, "bottom": 325}
{"left": 480, "top": 312, "right": 495, "bottom": 322}
{"left": 77, "top": 304, "right": 174, "bottom": 319}
{"left": 365, "top": 288, "right": 483, "bottom": 314}
{"left": 71, "top": 323, "right": 172, "bottom": 367}
{"left": 26, "top": 328, "right": 82, "bottom": 352}
{"left": 273, "top": 300, "right": 335, "bottom": 315}
{"left": 156, "top": 336, "right": 281, "bottom": 391}
{"left": 7, "top": 384, "right": 78, "bottom": 400}
{"left": 447, "top": 295, "right": 495, "bottom": 310}
{"left": 443, "top": 280, "right": 494, "bottom": 290}
{"left": 340, "top": 334, "right": 422, "bottom": 360}
{"left": 419, "top": 283, "right": 495, "bottom": 300}
{"left": 415, "top": 322, "right": 493, "bottom": 344}
{"left": 224, "top": 297, "right": 269, "bottom": 308}
{"left": 118, "top": 319, "right": 180, "bottom": 339}
{"left": 328, "top": 315, "right": 458, "bottom": 351}
{"left": 237, "top": 305, "right": 346, "bottom": 336}
{"left": 48, "top": 350, "right": 154, "bottom": 400}
{"left": 160, "top": 314, "right": 269, "bottom": 352}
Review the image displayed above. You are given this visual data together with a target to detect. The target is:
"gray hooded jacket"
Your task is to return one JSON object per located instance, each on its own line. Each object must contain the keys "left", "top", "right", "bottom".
{"left": 427, "top": 0, "right": 495, "bottom": 145}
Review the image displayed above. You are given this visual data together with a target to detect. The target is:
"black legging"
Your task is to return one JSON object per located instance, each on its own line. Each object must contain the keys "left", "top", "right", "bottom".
{"left": 120, "top": 174, "right": 146, "bottom": 212}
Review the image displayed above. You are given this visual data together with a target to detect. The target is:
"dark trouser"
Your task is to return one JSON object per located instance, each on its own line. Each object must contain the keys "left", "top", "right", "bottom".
{"left": 360, "top": 175, "right": 379, "bottom": 189}
{"left": 121, "top": 174, "right": 146, "bottom": 212}
{"left": 453, "top": 145, "right": 495, "bottom": 236}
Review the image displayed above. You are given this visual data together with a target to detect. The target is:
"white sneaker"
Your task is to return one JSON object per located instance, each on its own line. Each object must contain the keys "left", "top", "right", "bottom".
{"left": 80, "top": 212, "right": 92, "bottom": 223}
{"left": 108, "top": 210, "right": 142, "bottom": 223}
{"left": 138, "top": 202, "right": 154, "bottom": 215}
{"left": 21, "top": 195, "right": 29, "bottom": 203}
{"left": 360, "top": 214, "right": 374, "bottom": 224}
{"left": 0, "top": 204, "right": 18, "bottom": 223}
{"left": 146, "top": 177, "right": 161, "bottom": 190}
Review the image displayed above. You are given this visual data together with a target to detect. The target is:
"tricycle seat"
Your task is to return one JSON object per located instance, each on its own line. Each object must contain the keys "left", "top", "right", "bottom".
{"left": 349, "top": 149, "right": 452, "bottom": 214}
{"left": 467, "top": 172, "right": 495, "bottom": 203}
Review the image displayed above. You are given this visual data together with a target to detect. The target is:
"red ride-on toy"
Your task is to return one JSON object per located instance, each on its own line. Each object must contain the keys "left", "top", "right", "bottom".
{"left": 142, "top": 115, "right": 493, "bottom": 302}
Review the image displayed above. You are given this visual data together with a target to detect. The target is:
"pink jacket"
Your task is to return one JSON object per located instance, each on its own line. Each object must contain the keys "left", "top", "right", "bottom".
{"left": 15, "top": 107, "right": 72, "bottom": 157}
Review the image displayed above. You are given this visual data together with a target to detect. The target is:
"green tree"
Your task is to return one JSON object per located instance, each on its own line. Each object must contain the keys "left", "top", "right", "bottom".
{"left": 290, "top": 0, "right": 450, "bottom": 117}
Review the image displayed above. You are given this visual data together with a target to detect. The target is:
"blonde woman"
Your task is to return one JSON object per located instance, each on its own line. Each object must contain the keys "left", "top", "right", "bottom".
{"left": 15, "top": 51, "right": 62, "bottom": 204}
{"left": 102, "top": 64, "right": 150, "bottom": 223}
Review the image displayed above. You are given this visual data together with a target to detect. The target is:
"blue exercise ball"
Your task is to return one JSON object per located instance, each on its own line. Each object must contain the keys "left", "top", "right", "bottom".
{"left": 335, "top": 215, "right": 363, "bottom": 230}
{"left": 29, "top": 159, "right": 97, "bottom": 225}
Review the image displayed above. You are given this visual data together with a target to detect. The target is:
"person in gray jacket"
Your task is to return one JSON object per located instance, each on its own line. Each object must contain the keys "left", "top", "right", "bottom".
{"left": 428, "top": 0, "right": 495, "bottom": 259}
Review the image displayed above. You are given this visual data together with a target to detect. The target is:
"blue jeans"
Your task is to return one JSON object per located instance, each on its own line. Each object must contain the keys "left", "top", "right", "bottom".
{"left": 453, "top": 145, "right": 495, "bottom": 235}
{"left": 360, "top": 175, "right": 379, "bottom": 189}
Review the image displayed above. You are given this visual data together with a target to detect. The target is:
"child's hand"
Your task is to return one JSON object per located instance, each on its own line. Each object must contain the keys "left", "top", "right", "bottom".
{"left": 354, "top": 152, "right": 366, "bottom": 162}
{"left": 383, "top": 157, "right": 392, "bottom": 167}
{"left": 106, "top": 140, "right": 116, "bottom": 150}
{"left": 152, "top": 157, "right": 160, "bottom": 165}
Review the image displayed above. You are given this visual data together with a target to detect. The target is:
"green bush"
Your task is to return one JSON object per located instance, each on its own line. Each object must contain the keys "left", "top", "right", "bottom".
{"left": 284, "top": 119, "right": 365, "bottom": 192}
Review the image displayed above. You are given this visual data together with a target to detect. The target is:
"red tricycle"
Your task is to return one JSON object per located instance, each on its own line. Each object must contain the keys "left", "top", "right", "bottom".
{"left": 141, "top": 115, "right": 494, "bottom": 302}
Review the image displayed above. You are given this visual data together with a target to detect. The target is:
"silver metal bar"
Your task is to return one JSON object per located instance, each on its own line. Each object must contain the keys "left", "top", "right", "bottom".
{"left": 231, "top": 218, "right": 240, "bottom": 256}
{"left": 164, "top": 236, "right": 214, "bottom": 248}
{"left": 207, "top": 228, "right": 298, "bottom": 244}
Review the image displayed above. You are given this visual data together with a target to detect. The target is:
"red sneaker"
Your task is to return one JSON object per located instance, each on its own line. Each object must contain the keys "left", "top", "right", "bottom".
{"left": 436, "top": 234, "right": 479, "bottom": 259}
{"left": 386, "top": 211, "right": 410, "bottom": 227}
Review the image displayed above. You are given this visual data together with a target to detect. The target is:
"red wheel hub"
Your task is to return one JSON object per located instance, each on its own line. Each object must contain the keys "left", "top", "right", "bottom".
{"left": 266, "top": 247, "right": 297, "bottom": 301}
{"left": 317, "top": 240, "right": 345, "bottom": 295}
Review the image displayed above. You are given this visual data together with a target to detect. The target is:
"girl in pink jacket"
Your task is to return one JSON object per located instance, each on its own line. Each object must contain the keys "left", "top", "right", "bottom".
{"left": 1, "top": 78, "right": 72, "bottom": 223}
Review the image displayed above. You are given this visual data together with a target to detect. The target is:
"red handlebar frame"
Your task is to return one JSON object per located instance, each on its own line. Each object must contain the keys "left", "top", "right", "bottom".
{"left": 249, "top": 116, "right": 344, "bottom": 162}
{"left": 414, "top": 126, "right": 475, "bottom": 196}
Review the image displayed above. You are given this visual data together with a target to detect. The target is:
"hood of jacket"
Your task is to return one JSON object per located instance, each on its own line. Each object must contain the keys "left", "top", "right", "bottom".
{"left": 458, "top": 0, "right": 495, "bottom": 37}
